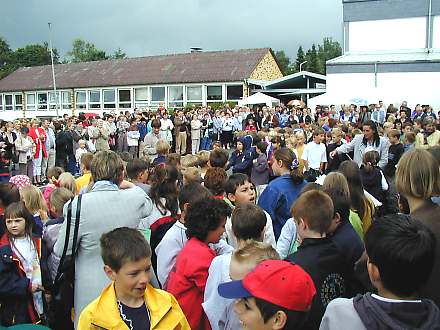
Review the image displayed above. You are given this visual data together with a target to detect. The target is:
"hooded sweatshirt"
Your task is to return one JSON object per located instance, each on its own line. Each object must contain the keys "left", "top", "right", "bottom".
{"left": 228, "top": 135, "right": 254, "bottom": 176}
{"left": 320, "top": 293, "right": 440, "bottom": 330}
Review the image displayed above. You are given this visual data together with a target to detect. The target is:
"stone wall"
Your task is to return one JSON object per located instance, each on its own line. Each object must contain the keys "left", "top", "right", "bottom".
{"left": 250, "top": 51, "right": 283, "bottom": 81}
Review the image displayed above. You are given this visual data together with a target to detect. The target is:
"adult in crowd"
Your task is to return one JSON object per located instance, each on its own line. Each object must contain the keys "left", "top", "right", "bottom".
{"left": 330, "top": 120, "right": 389, "bottom": 169}
{"left": 395, "top": 149, "right": 440, "bottom": 306}
{"left": 143, "top": 119, "right": 161, "bottom": 160}
{"left": 41, "top": 119, "right": 56, "bottom": 182}
{"left": 53, "top": 150, "right": 153, "bottom": 325}
{"left": 91, "top": 119, "right": 110, "bottom": 152}
{"left": 415, "top": 118, "right": 440, "bottom": 148}
{"left": 14, "top": 127, "right": 35, "bottom": 178}
{"left": 28, "top": 119, "right": 47, "bottom": 185}
{"left": 174, "top": 110, "right": 187, "bottom": 155}
{"left": 221, "top": 112, "right": 234, "bottom": 149}
{"left": 159, "top": 111, "right": 174, "bottom": 147}
{"left": 190, "top": 113, "right": 203, "bottom": 154}
{"left": 0, "top": 122, "right": 17, "bottom": 175}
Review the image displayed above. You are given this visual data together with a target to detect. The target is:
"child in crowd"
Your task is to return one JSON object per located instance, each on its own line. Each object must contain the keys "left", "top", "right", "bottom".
{"left": 58, "top": 172, "right": 77, "bottom": 195}
{"left": 78, "top": 227, "right": 190, "bottom": 329}
{"left": 204, "top": 167, "right": 228, "bottom": 199}
{"left": 75, "top": 152, "right": 93, "bottom": 194}
{"left": 203, "top": 203, "right": 277, "bottom": 330}
{"left": 218, "top": 260, "right": 316, "bottom": 330}
{"left": 286, "top": 190, "right": 359, "bottom": 330}
{"left": 224, "top": 173, "right": 276, "bottom": 248}
{"left": 182, "top": 166, "right": 202, "bottom": 185}
{"left": 302, "top": 128, "right": 327, "bottom": 181}
{"left": 152, "top": 139, "right": 170, "bottom": 167}
{"left": 0, "top": 202, "right": 47, "bottom": 325}
{"left": 197, "top": 150, "right": 210, "bottom": 179}
{"left": 209, "top": 148, "right": 228, "bottom": 169}
{"left": 126, "top": 118, "right": 141, "bottom": 158}
{"left": 384, "top": 129, "right": 404, "bottom": 178}
{"left": 155, "top": 183, "right": 233, "bottom": 288}
{"left": 20, "top": 185, "right": 49, "bottom": 237}
{"left": 126, "top": 158, "right": 150, "bottom": 194}
{"left": 42, "top": 166, "right": 64, "bottom": 207}
{"left": 166, "top": 197, "right": 232, "bottom": 330}
{"left": 251, "top": 141, "right": 269, "bottom": 192}
{"left": 75, "top": 139, "right": 88, "bottom": 168}
{"left": 180, "top": 154, "right": 199, "bottom": 169}
{"left": 320, "top": 214, "right": 440, "bottom": 329}
{"left": 227, "top": 136, "right": 253, "bottom": 176}
{"left": 43, "top": 187, "right": 74, "bottom": 282}
{"left": 403, "top": 131, "right": 416, "bottom": 152}
{"left": 360, "top": 150, "right": 388, "bottom": 204}
{"left": 166, "top": 153, "right": 182, "bottom": 170}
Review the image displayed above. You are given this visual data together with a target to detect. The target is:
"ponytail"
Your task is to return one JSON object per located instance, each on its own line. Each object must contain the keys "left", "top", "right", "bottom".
{"left": 274, "top": 148, "right": 304, "bottom": 185}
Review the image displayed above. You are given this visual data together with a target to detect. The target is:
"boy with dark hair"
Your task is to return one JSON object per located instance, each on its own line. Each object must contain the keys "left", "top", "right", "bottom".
{"left": 286, "top": 190, "right": 358, "bottom": 330}
{"left": 302, "top": 128, "right": 327, "bottom": 180}
{"left": 209, "top": 148, "right": 228, "bottom": 169}
{"left": 384, "top": 129, "right": 404, "bottom": 178}
{"left": 320, "top": 214, "right": 440, "bottom": 329}
{"left": 224, "top": 173, "right": 276, "bottom": 248}
{"left": 126, "top": 158, "right": 150, "bottom": 193}
{"left": 155, "top": 183, "right": 233, "bottom": 288}
{"left": 218, "top": 260, "right": 316, "bottom": 330}
{"left": 78, "top": 227, "right": 190, "bottom": 329}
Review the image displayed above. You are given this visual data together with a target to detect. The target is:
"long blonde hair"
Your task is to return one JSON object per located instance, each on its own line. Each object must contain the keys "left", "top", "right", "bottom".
{"left": 20, "top": 185, "right": 48, "bottom": 219}
{"left": 58, "top": 172, "right": 77, "bottom": 195}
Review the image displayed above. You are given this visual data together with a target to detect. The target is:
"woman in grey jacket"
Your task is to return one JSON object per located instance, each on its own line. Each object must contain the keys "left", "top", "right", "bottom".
{"left": 53, "top": 151, "right": 153, "bottom": 326}
{"left": 330, "top": 121, "right": 389, "bottom": 169}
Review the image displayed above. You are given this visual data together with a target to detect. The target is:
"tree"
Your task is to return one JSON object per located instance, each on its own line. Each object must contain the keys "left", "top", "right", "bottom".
{"left": 0, "top": 37, "right": 14, "bottom": 79}
{"left": 67, "top": 38, "right": 108, "bottom": 63}
{"left": 305, "top": 44, "right": 320, "bottom": 73}
{"left": 274, "top": 50, "right": 292, "bottom": 75}
{"left": 112, "top": 48, "right": 126, "bottom": 59}
{"left": 294, "top": 46, "right": 306, "bottom": 72}
{"left": 317, "top": 37, "right": 342, "bottom": 74}
{"left": 13, "top": 42, "right": 59, "bottom": 68}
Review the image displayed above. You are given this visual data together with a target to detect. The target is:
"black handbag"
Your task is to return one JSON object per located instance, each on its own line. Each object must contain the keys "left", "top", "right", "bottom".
{"left": 49, "top": 194, "right": 82, "bottom": 330}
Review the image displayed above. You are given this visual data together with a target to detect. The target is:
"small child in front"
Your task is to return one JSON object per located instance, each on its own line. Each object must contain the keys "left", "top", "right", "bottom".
{"left": 78, "top": 227, "right": 190, "bottom": 330}
{"left": 320, "top": 214, "right": 440, "bottom": 329}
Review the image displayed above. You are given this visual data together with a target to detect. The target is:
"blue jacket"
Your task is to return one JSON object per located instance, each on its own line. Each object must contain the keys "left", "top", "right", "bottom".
{"left": 258, "top": 174, "right": 307, "bottom": 240}
{"left": 228, "top": 135, "right": 253, "bottom": 176}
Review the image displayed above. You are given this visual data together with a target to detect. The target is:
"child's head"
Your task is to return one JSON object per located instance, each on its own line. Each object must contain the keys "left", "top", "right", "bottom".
{"left": 49, "top": 187, "right": 74, "bottom": 217}
{"left": 322, "top": 172, "right": 350, "bottom": 198}
{"left": 182, "top": 167, "right": 202, "bottom": 185}
{"left": 255, "top": 141, "right": 267, "bottom": 155}
{"left": 231, "top": 203, "right": 266, "bottom": 242}
{"left": 197, "top": 150, "right": 210, "bottom": 169}
{"left": 149, "top": 165, "right": 179, "bottom": 216}
{"left": 126, "top": 158, "right": 150, "bottom": 183}
{"left": 101, "top": 227, "right": 152, "bottom": 299}
{"left": 322, "top": 188, "right": 351, "bottom": 234}
{"left": 403, "top": 131, "right": 416, "bottom": 145}
{"left": 180, "top": 154, "right": 199, "bottom": 169}
{"left": 312, "top": 128, "right": 325, "bottom": 144}
{"left": 178, "top": 182, "right": 212, "bottom": 216}
{"left": 155, "top": 139, "right": 171, "bottom": 156}
{"left": 47, "top": 166, "right": 64, "bottom": 184}
{"left": 209, "top": 149, "right": 228, "bottom": 168}
{"left": 388, "top": 129, "right": 401, "bottom": 145}
{"left": 185, "top": 197, "right": 231, "bottom": 244}
{"left": 291, "top": 190, "right": 334, "bottom": 238}
{"left": 166, "top": 153, "right": 181, "bottom": 169}
{"left": 212, "top": 141, "right": 222, "bottom": 150}
{"left": 0, "top": 182, "right": 20, "bottom": 209}
{"left": 58, "top": 172, "right": 77, "bottom": 195}
{"left": 362, "top": 150, "right": 380, "bottom": 173}
{"left": 20, "top": 185, "right": 48, "bottom": 214}
{"left": 230, "top": 240, "right": 280, "bottom": 281}
{"left": 365, "top": 214, "right": 436, "bottom": 298}
{"left": 218, "top": 260, "right": 316, "bottom": 330}
{"left": 204, "top": 167, "right": 227, "bottom": 196}
{"left": 78, "top": 139, "right": 86, "bottom": 149}
{"left": 272, "top": 148, "right": 304, "bottom": 185}
{"left": 4, "top": 201, "right": 34, "bottom": 238}
{"left": 80, "top": 153, "right": 94, "bottom": 173}
{"left": 224, "top": 173, "right": 256, "bottom": 205}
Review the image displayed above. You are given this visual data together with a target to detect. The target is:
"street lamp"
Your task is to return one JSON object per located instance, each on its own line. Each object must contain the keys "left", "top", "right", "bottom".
{"left": 299, "top": 61, "right": 308, "bottom": 72}
{"left": 48, "top": 22, "right": 59, "bottom": 118}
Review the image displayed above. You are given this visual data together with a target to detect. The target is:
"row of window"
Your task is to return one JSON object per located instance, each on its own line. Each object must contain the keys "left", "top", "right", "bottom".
{"left": 0, "top": 84, "right": 243, "bottom": 111}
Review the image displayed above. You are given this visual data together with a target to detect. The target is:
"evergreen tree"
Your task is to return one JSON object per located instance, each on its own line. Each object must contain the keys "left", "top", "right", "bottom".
{"left": 274, "top": 50, "right": 291, "bottom": 75}
{"left": 305, "top": 44, "right": 320, "bottom": 73}
{"left": 294, "top": 46, "right": 306, "bottom": 72}
{"left": 67, "top": 38, "right": 108, "bottom": 63}
{"left": 317, "top": 37, "right": 342, "bottom": 74}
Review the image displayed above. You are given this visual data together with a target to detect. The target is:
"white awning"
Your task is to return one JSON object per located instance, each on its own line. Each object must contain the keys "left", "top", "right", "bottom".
{"left": 238, "top": 92, "right": 280, "bottom": 107}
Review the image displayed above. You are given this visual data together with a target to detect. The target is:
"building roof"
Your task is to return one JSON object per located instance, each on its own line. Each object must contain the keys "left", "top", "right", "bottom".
{"left": 0, "top": 48, "right": 271, "bottom": 92}
{"left": 327, "top": 51, "right": 440, "bottom": 65}
{"left": 263, "top": 71, "right": 326, "bottom": 88}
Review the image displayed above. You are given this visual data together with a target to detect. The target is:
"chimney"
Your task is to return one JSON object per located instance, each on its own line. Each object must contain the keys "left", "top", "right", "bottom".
{"left": 190, "top": 47, "right": 202, "bottom": 53}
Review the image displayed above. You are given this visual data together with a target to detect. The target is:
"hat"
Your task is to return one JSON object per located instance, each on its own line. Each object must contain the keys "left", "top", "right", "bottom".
{"left": 218, "top": 260, "right": 316, "bottom": 312}
{"left": 9, "top": 175, "right": 31, "bottom": 190}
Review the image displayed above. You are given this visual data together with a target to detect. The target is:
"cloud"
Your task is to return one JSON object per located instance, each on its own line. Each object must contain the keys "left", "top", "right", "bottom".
{"left": 1, "top": 0, "right": 342, "bottom": 60}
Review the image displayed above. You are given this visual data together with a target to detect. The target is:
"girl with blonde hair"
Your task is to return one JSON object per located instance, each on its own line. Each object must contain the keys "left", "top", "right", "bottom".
{"left": 20, "top": 185, "right": 48, "bottom": 237}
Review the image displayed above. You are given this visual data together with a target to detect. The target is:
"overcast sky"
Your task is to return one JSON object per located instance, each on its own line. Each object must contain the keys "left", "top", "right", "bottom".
{"left": 2, "top": 0, "right": 343, "bottom": 61}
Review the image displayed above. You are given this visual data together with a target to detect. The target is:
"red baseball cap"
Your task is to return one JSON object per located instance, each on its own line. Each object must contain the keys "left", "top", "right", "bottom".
{"left": 218, "top": 260, "right": 316, "bottom": 311}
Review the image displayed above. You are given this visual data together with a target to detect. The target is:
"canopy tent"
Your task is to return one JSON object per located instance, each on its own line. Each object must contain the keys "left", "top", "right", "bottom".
{"left": 238, "top": 92, "right": 280, "bottom": 107}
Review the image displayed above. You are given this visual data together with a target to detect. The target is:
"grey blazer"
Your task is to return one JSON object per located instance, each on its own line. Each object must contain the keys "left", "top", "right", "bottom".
{"left": 53, "top": 183, "right": 153, "bottom": 325}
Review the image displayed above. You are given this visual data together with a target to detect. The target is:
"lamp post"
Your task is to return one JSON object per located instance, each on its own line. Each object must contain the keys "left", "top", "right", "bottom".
{"left": 299, "top": 61, "right": 308, "bottom": 72}
{"left": 48, "top": 22, "right": 59, "bottom": 118}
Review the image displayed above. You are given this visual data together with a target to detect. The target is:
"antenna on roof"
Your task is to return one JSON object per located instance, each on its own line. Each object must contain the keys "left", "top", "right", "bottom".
{"left": 190, "top": 47, "right": 202, "bottom": 53}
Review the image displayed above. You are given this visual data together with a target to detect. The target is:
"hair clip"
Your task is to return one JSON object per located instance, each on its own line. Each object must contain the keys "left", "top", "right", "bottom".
{"left": 290, "top": 159, "right": 299, "bottom": 170}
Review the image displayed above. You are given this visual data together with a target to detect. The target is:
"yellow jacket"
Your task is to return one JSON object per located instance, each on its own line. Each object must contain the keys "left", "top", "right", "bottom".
{"left": 78, "top": 283, "right": 191, "bottom": 330}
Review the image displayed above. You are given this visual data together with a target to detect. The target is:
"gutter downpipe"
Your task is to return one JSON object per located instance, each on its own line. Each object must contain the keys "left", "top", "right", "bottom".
{"left": 427, "top": 0, "right": 432, "bottom": 52}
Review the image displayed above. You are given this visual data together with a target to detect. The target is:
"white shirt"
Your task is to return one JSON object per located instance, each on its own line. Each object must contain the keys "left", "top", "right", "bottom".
{"left": 302, "top": 141, "right": 327, "bottom": 171}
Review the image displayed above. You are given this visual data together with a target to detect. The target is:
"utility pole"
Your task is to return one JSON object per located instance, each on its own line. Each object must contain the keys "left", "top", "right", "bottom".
{"left": 48, "top": 22, "right": 59, "bottom": 118}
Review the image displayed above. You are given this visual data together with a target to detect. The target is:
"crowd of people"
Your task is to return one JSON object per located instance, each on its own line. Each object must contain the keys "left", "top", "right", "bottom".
{"left": 0, "top": 100, "right": 439, "bottom": 330}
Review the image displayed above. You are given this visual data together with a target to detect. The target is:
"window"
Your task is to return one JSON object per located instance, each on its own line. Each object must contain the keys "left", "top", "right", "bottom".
{"left": 151, "top": 86, "right": 165, "bottom": 106}
{"left": 118, "top": 89, "right": 132, "bottom": 109}
{"left": 89, "top": 90, "right": 101, "bottom": 109}
{"left": 226, "top": 85, "right": 243, "bottom": 100}
{"left": 206, "top": 85, "right": 222, "bottom": 101}
{"left": 14, "top": 94, "right": 23, "bottom": 111}
{"left": 26, "top": 93, "right": 36, "bottom": 110}
{"left": 76, "top": 91, "right": 87, "bottom": 110}
{"left": 0, "top": 94, "right": 3, "bottom": 111}
{"left": 4, "top": 95, "right": 12, "bottom": 111}
{"left": 37, "top": 92, "right": 47, "bottom": 110}
{"left": 168, "top": 86, "right": 183, "bottom": 108}
{"left": 62, "top": 91, "right": 72, "bottom": 109}
{"left": 135, "top": 87, "right": 149, "bottom": 109}
{"left": 186, "top": 86, "right": 202, "bottom": 102}
{"left": 103, "top": 89, "right": 116, "bottom": 109}
{"left": 48, "top": 91, "right": 60, "bottom": 110}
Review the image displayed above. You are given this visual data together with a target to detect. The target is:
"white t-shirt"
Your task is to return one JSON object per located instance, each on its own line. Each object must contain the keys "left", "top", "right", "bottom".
{"left": 302, "top": 142, "right": 327, "bottom": 171}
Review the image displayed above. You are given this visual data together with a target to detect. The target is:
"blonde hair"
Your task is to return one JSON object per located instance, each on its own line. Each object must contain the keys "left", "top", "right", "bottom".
{"left": 180, "top": 154, "right": 199, "bottom": 168}
{"left": 322, "top": 172, "right": 350, "bottom": 198}
{"left": 49, "top": 187, "right": 74, "bottom": 215}
{"left": 155, "top": 139, "right": 171, "bottom": 155}
{"left": 197, "top": 150, "right": 210, "bottom": 168}
{"left": 396, "top": 149, "right": 440, "bottom": 199}
{"left": 233, "top": 240, "right": 280, "bottom": 263}
{"left": 183, "top": 167, "right": 202, "bottom": 184}
{"left": 20, "top": 185, "right": 48, "bottom": 215}
{"left": 58, "top": 172, "right": 77, "bottom": 195}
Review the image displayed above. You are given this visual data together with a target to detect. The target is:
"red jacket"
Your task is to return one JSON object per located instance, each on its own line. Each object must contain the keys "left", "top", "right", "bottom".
{"left": 0, "top": 234, "right": 42, "bottom": 325}
{"left": 166, "top": 238, "right": 215, "bottom": 330}
{"left": 28, "top": 127, "right": 47, "bottom": 159}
